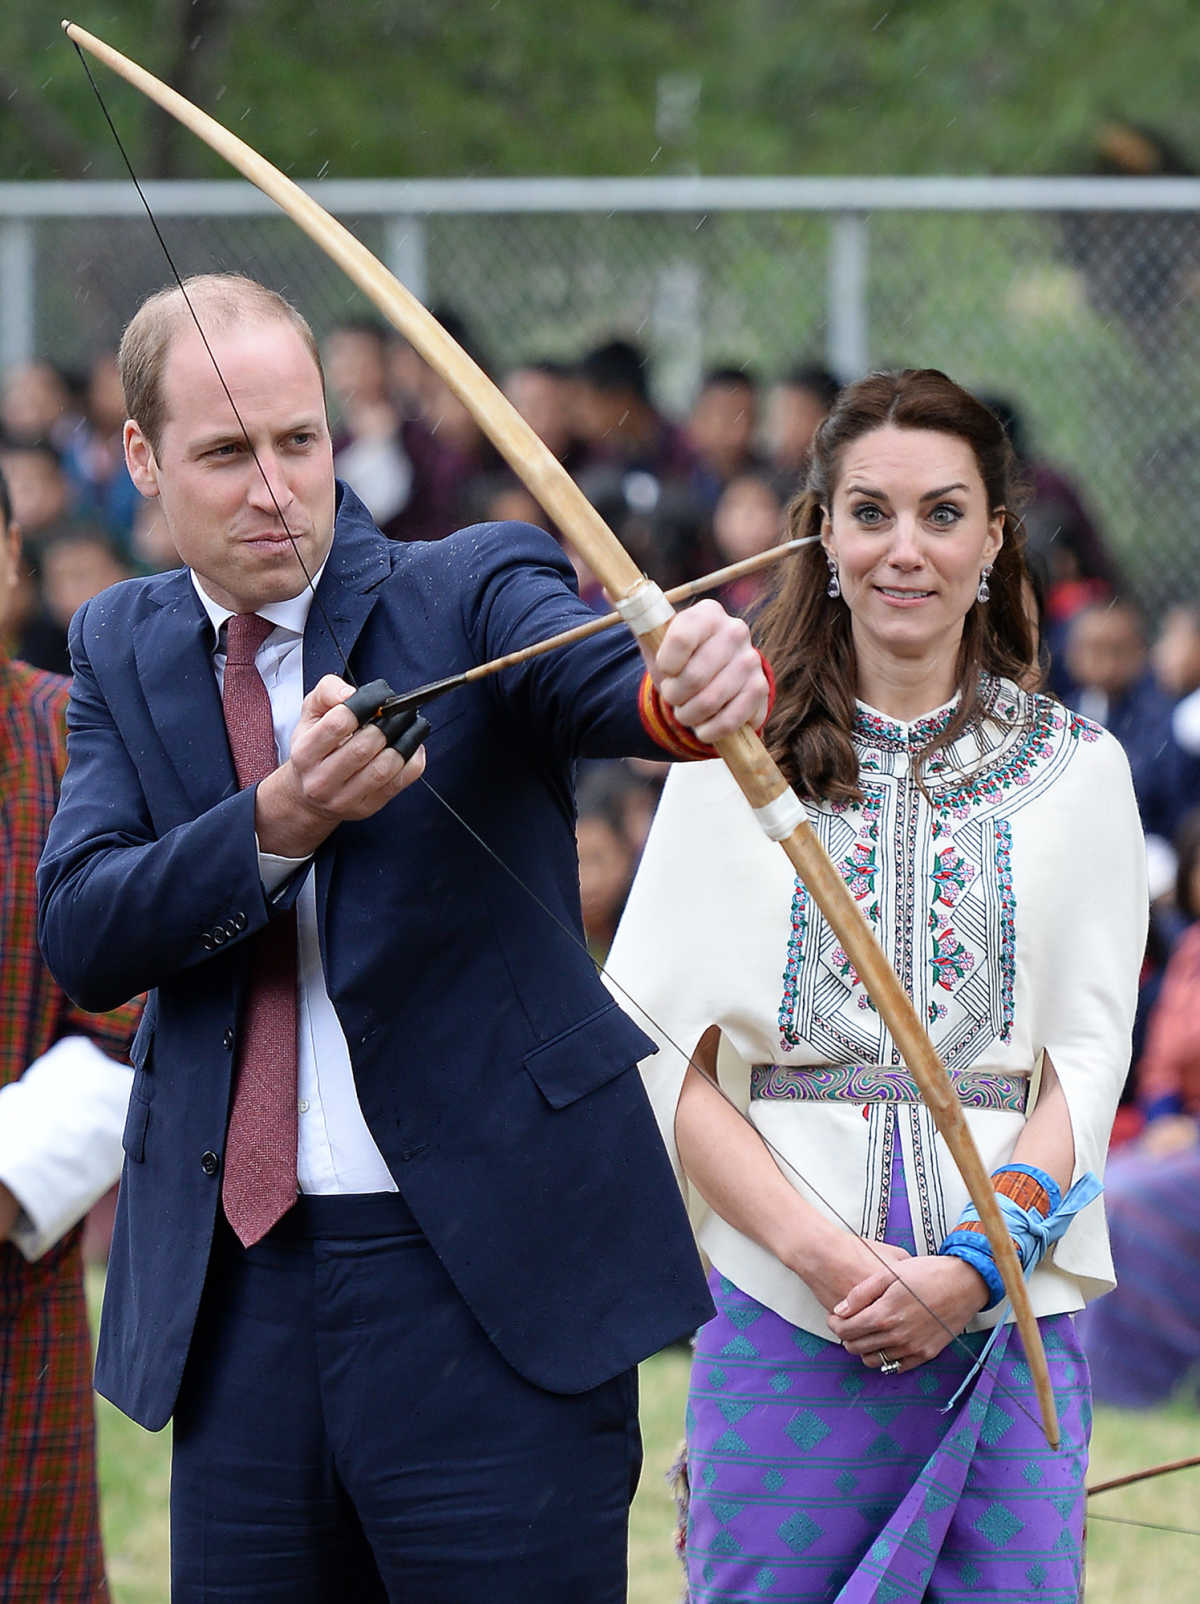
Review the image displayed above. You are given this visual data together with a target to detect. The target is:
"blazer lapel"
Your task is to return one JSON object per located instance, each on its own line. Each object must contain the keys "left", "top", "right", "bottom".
{"left": 133, "top": 577, "right": 236, "bottom": 815}
{"left": 303, "top": 486, "right": 391, "bottom": 688}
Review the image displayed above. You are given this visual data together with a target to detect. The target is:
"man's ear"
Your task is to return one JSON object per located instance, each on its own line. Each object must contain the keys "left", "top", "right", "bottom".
{"left": 124, "top": 419, "right": 160, "bottom": 498}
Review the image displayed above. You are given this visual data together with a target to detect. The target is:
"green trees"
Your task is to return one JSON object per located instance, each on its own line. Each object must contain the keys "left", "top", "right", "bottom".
{"left": 4, "top": 3, "right": 1198, "bottom": 180}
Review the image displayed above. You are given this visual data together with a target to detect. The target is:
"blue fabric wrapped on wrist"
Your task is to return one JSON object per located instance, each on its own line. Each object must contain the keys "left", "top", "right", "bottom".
{"left": 938, "top": 1162, "right": 1098, "bottom": 1310}
{"left": 935, "top": 1162, "right": 1103, "bottom": 1412}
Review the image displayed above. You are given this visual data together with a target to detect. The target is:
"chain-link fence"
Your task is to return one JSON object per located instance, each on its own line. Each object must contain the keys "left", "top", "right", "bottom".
{"left": 1, "top": 176, "right": 1197, "bottom": 610}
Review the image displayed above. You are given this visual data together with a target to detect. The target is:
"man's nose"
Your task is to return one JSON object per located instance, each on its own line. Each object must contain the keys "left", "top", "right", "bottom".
{"left": 245, "top": 452, "right": 292, "bottom": 512}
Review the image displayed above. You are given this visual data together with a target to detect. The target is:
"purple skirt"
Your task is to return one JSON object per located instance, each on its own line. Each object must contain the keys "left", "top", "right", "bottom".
{"left": 684, "top": 1148, "right": 1089, "bottom": 1601}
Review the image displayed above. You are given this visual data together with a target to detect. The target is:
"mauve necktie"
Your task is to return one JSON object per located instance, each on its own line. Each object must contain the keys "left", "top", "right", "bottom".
{"left": 220, "top": 612, "right": 299, "bottom": 1246}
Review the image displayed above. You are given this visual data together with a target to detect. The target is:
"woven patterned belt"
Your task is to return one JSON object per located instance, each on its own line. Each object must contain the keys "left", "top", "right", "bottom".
{"left": 750, "top": 1063, "right": 1030, "bottom": 1114}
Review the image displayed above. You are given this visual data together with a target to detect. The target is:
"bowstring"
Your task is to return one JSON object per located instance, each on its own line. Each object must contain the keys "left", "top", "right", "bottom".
{"left": 1085, "top": 1513, "right": 1200, "bottom": 1539}
{"left": 71, "top": 42, "right": 356, "bottom": 685}
{"left": 73, "top": 29, "right": 1084, "bottom": 1457}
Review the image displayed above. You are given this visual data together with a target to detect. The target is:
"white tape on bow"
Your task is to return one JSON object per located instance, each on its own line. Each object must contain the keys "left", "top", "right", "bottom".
{"left": 615, "top": 580, "right": 675, "bottom": 636}
{"left": 752, "top": 789, "right": 807, "bottom": 842}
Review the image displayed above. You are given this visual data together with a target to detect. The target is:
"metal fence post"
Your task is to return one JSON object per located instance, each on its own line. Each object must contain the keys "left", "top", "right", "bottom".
{"left": 383, "top": 214, "right": 428, "bottom": 307}
{"left": 827, "top": 211, "right": 869, "bottom": 381}
{"left": 0, "top": 217, "right": 35, "bottom": 373}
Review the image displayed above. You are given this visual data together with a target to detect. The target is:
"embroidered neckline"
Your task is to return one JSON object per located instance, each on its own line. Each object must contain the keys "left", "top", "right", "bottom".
{"left": 852, "top": 693, "right": 961, "bottom": 751}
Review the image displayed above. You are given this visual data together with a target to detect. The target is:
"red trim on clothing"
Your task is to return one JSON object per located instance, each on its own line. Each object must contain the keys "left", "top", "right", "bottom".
{"left": 637, "top": 651, "right": 776, "bottom": 760}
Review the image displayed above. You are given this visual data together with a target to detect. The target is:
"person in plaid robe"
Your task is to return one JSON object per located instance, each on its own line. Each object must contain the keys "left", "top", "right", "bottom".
{"left": 0, "top": 466, "right": 141, "bottom": 1602}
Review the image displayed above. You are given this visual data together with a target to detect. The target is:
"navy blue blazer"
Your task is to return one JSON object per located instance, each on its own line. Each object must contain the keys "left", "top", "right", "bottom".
{"left": 38, "top": 486, "right": 713, "bottom": 1431}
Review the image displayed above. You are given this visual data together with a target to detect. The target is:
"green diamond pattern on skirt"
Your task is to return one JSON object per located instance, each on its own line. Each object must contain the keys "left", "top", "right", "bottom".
{"left": 980, "top": 1399, "right": 1016, "bottom": 1447}
{"left": 784, "top": 1409, "right": 831, "bottom": 1451}
{"left": 790, "top": 1328, "right": 826, "bottom": 1358}
{"left": 725, "top": 1300, "right": 763, "bottom": 1332}
{"left": 973, "top": 1501, "right": 1024, "bottom": 1548}
{"left": 865, "top": 1401, "right": 905, "bottom": 1427}
{"left": 864, "top": 1431, "right": 902, "bottom": 1459}
{"left": 722, "top": 1333, "right": 759, "bottom": 1358}
{"left": 908, "top": 1515, "right": 932, "bottom": 1552}
{"left": 777, "top": 1509, "right": 823, "bottom": 1554}
{"left": 684, "top": 1267, "right": 1090, "bottom": 1603}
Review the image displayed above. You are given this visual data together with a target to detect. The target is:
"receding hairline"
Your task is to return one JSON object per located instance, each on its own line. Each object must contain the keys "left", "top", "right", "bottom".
{"left": 118, "top": 274, "right": 325, "bottom": 448}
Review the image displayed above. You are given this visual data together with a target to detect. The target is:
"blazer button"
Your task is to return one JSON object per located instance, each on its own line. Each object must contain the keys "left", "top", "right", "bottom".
{"left": 200, "top": 933, "right": 215, "bottom": 951}
{"left": 222, "top": 1028, "right": 235, "bottom": 1051}
{"left": 232, "top": 912, "right": 247, "bottom": 931}
{"left": 212, "top": 927, "right": 227, "bottom": 946}
{"left": 200, "top": 1150, "right": 220, "bottom": 1177}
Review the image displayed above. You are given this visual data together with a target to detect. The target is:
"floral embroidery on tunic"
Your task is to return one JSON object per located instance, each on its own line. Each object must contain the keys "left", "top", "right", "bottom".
{"left": 776, "top": 680, "right": 1085, "bottom": 1067}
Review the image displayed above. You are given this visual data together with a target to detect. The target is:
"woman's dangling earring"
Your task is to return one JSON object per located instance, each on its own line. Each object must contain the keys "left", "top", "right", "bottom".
{"left": 826, "top": 556, "right": 841, "bottom": 600}
{"left": 977, "top": 564, "right": 992, "bottom": 604}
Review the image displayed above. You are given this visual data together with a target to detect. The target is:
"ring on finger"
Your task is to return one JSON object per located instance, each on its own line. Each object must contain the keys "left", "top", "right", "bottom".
{"left": 878, "top": 1349, "right": 902, "bottom": 1376}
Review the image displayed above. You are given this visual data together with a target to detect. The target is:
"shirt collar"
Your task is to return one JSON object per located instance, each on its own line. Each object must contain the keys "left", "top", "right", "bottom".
{"left": 191, "top": 565, "right": 326, "bottom": 650}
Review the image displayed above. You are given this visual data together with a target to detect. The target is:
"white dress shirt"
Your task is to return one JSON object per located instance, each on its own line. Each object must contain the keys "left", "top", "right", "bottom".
{"left": 193, "top": 573, "right": 398, "bottom": 1195}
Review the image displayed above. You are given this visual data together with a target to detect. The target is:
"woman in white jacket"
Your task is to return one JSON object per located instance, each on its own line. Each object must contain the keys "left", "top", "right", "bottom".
{"left": 608, "top": 369, "right": 1147, "bottom": 1604}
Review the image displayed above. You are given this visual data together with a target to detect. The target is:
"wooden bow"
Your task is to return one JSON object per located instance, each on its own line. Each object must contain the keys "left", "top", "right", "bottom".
{"left": 62, "top": 18, "right": 1059, "bottom": 1446}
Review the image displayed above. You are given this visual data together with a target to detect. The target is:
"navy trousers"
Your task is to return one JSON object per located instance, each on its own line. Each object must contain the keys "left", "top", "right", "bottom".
{"left": 170, "top": 1194, "right": 642, "bottom": 1602}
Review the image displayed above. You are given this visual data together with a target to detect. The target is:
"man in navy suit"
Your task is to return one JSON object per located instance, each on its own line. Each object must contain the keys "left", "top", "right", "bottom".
{"left": 38, "top": 274, "right": 769, "bottom": 1603}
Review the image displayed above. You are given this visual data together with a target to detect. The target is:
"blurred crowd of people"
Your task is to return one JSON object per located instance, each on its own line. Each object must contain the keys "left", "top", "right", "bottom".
{"left": 3, "top": 316, "right": 1199, "bottom": 1408}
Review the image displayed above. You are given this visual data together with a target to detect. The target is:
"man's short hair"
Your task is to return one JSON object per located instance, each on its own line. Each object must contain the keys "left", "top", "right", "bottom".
{"left": 0, "top": 462, "right": 11, "bottom": 530}
{"left": 117, "top": 273, "right": 324, "bottom": 453}
{"left": 577, "top": 340, "right": 649, "bottom": 402}
{"left": 702, "top": 365, "right": 757, "bottom": 392}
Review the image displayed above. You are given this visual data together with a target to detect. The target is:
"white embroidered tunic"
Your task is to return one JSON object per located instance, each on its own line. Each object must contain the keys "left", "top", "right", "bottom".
{"left": 607, "top": 677, "right": 1148, "bottom": 1341}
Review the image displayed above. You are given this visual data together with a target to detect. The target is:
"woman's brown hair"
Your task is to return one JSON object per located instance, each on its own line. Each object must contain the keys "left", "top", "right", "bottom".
{"left": 755, "top": 368, "right": 1036, "bottom": 802}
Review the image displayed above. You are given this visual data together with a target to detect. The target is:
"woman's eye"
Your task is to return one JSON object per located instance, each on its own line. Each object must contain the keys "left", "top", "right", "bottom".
{"left": 853, "top": 504, "right": 885, "bottom": 526}
{"left": 929, "top": 503, "right": 963, "bottom": 527}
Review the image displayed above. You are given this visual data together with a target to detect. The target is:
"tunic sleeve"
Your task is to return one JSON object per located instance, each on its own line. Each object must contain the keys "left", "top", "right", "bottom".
{"left": 1024, "top": 726, "right": 1148, "bottom": 1291}
{"left": 605, "top": 762, "right": 759, "bottom": 1210}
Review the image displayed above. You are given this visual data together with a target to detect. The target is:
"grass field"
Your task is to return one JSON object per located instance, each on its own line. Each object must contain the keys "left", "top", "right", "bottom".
{"left": 90, "top": 1276, "right": 1197, "bottom": 1603}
